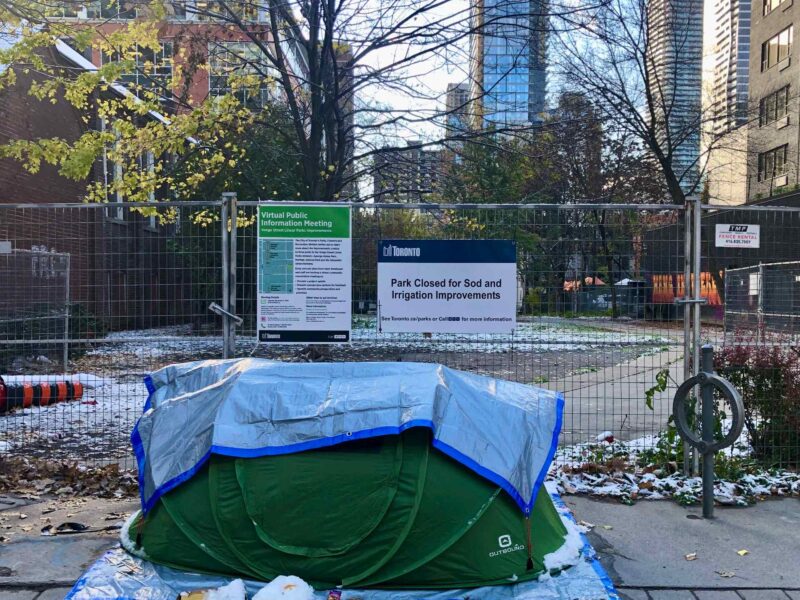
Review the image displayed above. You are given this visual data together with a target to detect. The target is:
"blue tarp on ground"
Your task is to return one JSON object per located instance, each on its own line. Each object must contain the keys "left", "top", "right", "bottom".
{"left": 65, "top": 491, "right": 619, "bottom": 600}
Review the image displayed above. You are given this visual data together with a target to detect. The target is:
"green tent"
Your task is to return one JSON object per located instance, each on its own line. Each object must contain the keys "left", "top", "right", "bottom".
{"left": 125, "top": 428, "right": 568, "bottom": 589}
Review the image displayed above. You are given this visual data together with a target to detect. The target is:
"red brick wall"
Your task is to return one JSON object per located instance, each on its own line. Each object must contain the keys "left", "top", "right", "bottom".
{"left": 0, "top": 48, "right": 101, "bottom": 316}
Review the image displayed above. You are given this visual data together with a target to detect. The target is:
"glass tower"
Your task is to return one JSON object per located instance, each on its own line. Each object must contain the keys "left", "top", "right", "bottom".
{"left": 712, "top": 0, "right": 750, "bottom": 134}
{"left": 646, "top": 0, "right": 704, "bottom": 193}
{"left": 470, "top": 0, "right": 548, "bottom": 127}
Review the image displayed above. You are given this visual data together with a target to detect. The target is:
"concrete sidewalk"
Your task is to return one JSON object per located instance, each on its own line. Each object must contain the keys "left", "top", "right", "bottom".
{"left": 543, "top": 348, "right": 682, "bottom": 444}
{"left": 565, "top": 495, "right": 800, "bottom": 600}
{"left": 2, "top": 492, "right": 798, "bottom": 599}
{"left": 0, "top": 494, "right": 137, "bottom": 599}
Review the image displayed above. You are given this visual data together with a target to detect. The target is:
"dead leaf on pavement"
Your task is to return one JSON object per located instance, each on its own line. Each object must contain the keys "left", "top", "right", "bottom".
{"left": 716, "top": 570, "right": 735, "bottom": 578}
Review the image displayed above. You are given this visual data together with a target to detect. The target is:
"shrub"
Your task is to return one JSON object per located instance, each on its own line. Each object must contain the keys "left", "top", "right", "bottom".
{"left": 715, "top": 344, "right": 800, "bottom": 468}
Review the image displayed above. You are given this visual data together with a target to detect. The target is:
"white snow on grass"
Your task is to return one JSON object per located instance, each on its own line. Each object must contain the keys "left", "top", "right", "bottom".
{"left": 0, "top": 374, "right": 148, "bottom": 459}
{"left": 350, "top": 318, "right": 672, "bottom": 354}
{"left": 549, "top": 435, "right": 800, "bottom": 506}
{"left": 1, "top": 373, "right": 106, "bottom": 387}
{"left": 86, "top": 326, "right": 221, "bottom": 359}
{"left": 81, "top": 320, "right": 673, "bottom": 359}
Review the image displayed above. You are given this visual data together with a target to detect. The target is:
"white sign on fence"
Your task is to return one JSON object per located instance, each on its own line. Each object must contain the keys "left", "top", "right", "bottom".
{"left": 257, "top": 204, "right": 352, "bottom": 344}
{"left": 377, "top": 240, "right": 517, "bottom": 334}
{"left": 715, "top": 224, "right": 760, "bottom": 248}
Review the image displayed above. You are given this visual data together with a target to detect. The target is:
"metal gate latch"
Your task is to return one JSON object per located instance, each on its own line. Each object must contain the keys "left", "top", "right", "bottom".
{"left": 209, "top": 302, "right": 243, "bottom": 326}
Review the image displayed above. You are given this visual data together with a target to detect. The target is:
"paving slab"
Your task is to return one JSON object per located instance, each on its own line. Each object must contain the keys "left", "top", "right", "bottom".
{"left": 0, "top": 536, "right": 116, "bottom": 587}
{"left": 0, "top": 591, "right": 40, "bottom": 600}
{"left": 619, "top": 590, "right": 651, "bottom": 600}
{"left": 694, "top": 591, "right": 745, "bottom": 600}
{"left": 738, "top": 591, "right": 792, "bottom": 600}
{"left": 648, "top": 592, "right": 697, "bottom": 600}
{"left": 36, "top": 588, "right": 73, "bottom": 600}
{"left": 565, "top": 496, "right": 800, "bottom": 590}
{"left": 0, "top": 495, "right": 136, "bottom": 589}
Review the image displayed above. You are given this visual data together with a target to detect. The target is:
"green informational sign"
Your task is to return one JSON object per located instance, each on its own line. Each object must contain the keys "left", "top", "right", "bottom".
{"left": 257, "top": 203, "right": 352, "bottom": 343}
{"left": 258, "top": 205, "right": 350, "bottom": 239}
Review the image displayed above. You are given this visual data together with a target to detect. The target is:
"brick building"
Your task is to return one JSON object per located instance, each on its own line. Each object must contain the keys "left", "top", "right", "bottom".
{"left": 0, "top": 42, "right": 188, "bottom": 332}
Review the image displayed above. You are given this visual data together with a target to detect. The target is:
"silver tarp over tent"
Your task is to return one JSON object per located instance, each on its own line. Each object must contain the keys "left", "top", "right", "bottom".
{"left": 133, "top": 359, "right": 564, "bottom": 514}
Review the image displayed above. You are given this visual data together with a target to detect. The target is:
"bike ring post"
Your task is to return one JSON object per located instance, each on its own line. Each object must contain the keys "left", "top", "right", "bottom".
{"left": 672, "top": 345, "right": 744, "bottom": 518}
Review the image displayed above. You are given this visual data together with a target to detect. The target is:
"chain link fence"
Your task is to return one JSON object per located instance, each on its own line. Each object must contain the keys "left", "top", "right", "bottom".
{"left": 725, "top": 261, "right": 800, "bottom": 343}
{"left": 1, "top": 199, "right": 798, "bottom": 471}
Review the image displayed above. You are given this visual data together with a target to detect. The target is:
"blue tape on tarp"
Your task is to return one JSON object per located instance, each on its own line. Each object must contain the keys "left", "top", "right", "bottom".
{"left": 65, "top": 491, "right": 620, "bottom": 600}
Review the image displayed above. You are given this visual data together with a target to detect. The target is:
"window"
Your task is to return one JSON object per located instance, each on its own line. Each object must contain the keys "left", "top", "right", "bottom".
{"left": 764, "top": 0, "right": 788, "bottom": 15}
{"left": 760, "top": 86, "right": 790, "bottom": 126}
{"left": 49, "top": 1, "right": 141, "bottom": 18}
{"left": 102, "top": 120, "right": 125, "bottom": 221}
{"left": 761, "top": 25, "right": 793, "bottom": 71}
{"left": 208, "top": 42, "right": 277, "bottom": 109}
{"left": 193, "top": 1, "right": 259, "bottom": 21}
{"left": 102, "top": 42, "right": 173, "bottom": 98}
{"left": 758, "top": 145, "right": 789, "bottom": 181}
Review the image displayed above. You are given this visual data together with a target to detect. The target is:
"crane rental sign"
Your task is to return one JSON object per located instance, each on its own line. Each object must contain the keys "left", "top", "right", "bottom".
{"left": 377, "top": 239, "right": 517, "bottom": 334}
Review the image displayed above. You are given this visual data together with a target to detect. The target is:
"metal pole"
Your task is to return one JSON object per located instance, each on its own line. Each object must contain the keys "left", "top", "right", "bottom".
{"left": 221, "top": 195, "right": 230, "bottom": 359}
{"left": 63, "top": 253, "right": 71, "bottom": 373}
{"left": 682, "top": 202, "right": 693, "bottom": 475}
{"left": 757, "top": 262, "right": 765, "bottom": 345}
{"left": 224, "top": 192, "right": 238, "bottom": 358}
{"left": 692, "top": 195, "right": 703, "bottom": 475}
{"left": 701, "top": 344, "right": 715, "bottom": 518}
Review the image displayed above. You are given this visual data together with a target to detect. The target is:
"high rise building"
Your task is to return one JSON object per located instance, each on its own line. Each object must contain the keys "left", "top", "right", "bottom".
{"left": 373, "top": 142, "right": 443, "bottom": 202}
{"left": 746, "top": 0, "right": 797, "bottom": 200}
{"left": 445, "top": 82, "right": 470, "bottom": 138}
{"left": 712, "top": 0, "right": 751, "bottom": 134}
{"left": 469, "top": 0, "right": 547, "bottom": 127}
{"left": 646, "top": 0, "right": 704, "bottom": 192}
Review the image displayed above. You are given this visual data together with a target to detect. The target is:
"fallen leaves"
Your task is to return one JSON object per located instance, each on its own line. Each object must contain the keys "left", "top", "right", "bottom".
{"left": 716, "top": 570, "right": 736, "bottom": 578}
{"left": 0, "top": 456, "right": 137, "bottom": 500}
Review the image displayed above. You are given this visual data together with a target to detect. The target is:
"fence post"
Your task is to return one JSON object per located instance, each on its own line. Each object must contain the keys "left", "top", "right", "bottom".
{"left": 225, "top": 192, "right": 238, "bottom": 358}
{"left": 63, "top": 253, "right": 71, "bottom": 373}
{"left": 757, "top": 262, "right": 765, "bottom": 345}
{"left": 682, "top": 200, "right": 693, "bottom": 475}
{"left": 221, "top": 195, "right": 230, "bottom": 359}
{"left": 700, "top": 345, "right": 715, "bottom": 518}
{"left": 692, "top": 194, "right": 703, "bottom": 476}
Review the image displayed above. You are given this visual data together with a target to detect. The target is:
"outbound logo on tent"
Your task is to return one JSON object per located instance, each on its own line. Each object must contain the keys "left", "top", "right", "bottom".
{"left": 489, "top": 534, "right": 525, "bottom": 558}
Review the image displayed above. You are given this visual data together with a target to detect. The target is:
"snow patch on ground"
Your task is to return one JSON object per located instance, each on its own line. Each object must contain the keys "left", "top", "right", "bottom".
{"left": 1, "top": 373, "right": 105, "bottom": 388}
{"left": 82, "top": 322, "right": 673, "bottom": 358}
{"left": 549, "top": 436, "right": 800, "bottom": 505}
{"left": 252, "top": 576, "right": 314, "bottom": 600}
{"left": 205, "top": 578, "right": 247, "bottom": 600}
{"left": 542, "top": 505, "right": 584, "bottom": 572}
{"left": 120, "top": 510, "right": 147, "bottom": 560}
{"left": 0, "top": 375, "right": 148, "bottom": 461}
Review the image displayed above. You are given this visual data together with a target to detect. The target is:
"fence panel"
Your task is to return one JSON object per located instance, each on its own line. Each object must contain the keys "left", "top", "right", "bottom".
{"left": 240, "top": 202, "right": 689, "bottom": 464}
{"left": 18, "top": 200, "right": 800, "bottom": 471}
{"left": 0, "top": 202, "right": 226, "bottom": 466}
{"left": 702, "top": 204, "right": 800, "bottom": 469}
